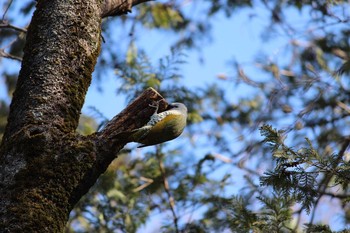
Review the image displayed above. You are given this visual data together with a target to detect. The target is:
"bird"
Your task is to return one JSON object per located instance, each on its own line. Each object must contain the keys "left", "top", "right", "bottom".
{"left": 125, "top": 102, "right": 187, "bottom": 148}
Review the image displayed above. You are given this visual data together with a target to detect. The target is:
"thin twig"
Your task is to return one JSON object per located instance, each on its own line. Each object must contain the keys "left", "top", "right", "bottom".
{"left": 309, "top": 137, "right": 350, "bottom": 224}
{"left": 132, "top": 176, "right": 154, "bottom": 192}
{"left": 293, "top": 207, "right": 303, "bottom": 232}
{"left": 156, "top": 147, "right": 179, "bottom": 233}
{"left": 321, "top": 191, "right": 350, "bottom": 199}
{"left": 0, "top": 20, "right": 27, "bottom": 33}
{"left": 2, "top": 0, "right": 13, "bottom": 20}
{"left": 0, "top": 49, "right": 22, "bottom": 61}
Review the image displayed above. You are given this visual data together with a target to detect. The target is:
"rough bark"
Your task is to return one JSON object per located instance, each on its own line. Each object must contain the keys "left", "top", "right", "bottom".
{"left": 0, "top": 0, "right": 159, "bottom": 232}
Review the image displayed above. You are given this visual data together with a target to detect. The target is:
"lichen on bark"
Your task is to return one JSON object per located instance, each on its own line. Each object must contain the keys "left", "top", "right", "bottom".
{"left": 0, "top": 0, "right": 160, "bottom": 232}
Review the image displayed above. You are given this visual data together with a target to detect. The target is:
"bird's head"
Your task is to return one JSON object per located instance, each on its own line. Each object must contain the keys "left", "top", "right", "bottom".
{"left": 167, "top": 103, "right": 187, "bottom": 113}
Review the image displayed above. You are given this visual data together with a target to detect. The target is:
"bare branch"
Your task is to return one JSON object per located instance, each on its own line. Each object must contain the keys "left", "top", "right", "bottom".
{"left": 98, "top": 87, "right": 167, "bottom": 140}
{"left": 101, "top": 0, "right": 153, "bottom": 18}
{"left": 309, "top": 137, "right": 350, "bottom": 224}
{"left": 321, "top": 191, "right": 350, "bottom": 199}
{"left": 0, "top": 49, "right": 22, "bottom": 61}
{"left": 133, "top": 176, "right": 154, "bottom": 192}
{"left": 95, "top": 88, "right": 168, "bottom": 167}
{"left": 156, "top": 148, "right": 179, "bottom": 233}
{"left": 0, "top": 20, "right": 27, "bottom": 33}
{"left": 1, "top": 0, "right": 13, "bottom": 20}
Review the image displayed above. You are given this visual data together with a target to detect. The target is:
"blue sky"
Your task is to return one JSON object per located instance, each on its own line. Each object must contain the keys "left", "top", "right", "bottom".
{"left": 83, "top": 4, "right": 265, "bottom": 117}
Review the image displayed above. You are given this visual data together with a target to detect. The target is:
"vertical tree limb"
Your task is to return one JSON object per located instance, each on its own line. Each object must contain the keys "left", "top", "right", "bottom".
{"left": 0, "top": 0, "right": 157, "bottom": 232}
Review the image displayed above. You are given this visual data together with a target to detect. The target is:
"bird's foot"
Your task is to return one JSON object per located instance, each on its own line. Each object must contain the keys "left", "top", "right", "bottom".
{"left": 149, "top": 100, "right": 162, "bottom": 115}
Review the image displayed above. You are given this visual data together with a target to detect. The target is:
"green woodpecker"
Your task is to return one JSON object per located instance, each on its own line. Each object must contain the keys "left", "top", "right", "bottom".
{"left": 126, "top": 102, "right": 187, "bottom": 148}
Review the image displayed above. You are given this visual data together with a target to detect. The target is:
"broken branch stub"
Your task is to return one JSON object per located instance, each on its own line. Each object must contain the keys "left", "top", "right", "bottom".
{"left": 99, "top": 87, "right": 168, "bottom": 140}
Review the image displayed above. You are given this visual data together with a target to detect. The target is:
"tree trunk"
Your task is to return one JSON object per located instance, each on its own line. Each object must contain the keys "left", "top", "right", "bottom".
{"left": 0, "top": 0, "right": 157, "bottom": 232}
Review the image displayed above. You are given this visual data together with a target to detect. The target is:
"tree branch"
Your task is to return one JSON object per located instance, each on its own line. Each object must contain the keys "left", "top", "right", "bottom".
{"left": 0, "top": 0, "right": 160, "bottom": 231}
{"left": 156, "top": 148, "right": 179, "bottom": 233}
{"left": 94, "top": 87, "right": 168, "bottom": 168}
{"left": 101, "top": 0, "right": 153, "bottom": 18}
{"left": 0, "top": 20, "right": 27, "bottom": 33}
{"left": 309, "top": 136, "right": 350, "bottom": 224}
{"left": 65, "top": 88, "right": 168, "bottom": 211}
{"left": 0, "top": 49, "right": 22, "bottom": 62}
{"left": 1, "top": 0, "right": 13, "bottom": 20}
{"left": 98, "top": 87, "right": 167, "bottom": 140}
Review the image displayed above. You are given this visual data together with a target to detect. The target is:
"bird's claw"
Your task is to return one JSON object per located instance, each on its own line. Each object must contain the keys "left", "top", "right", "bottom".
{"left": 149, "top": 100, "right": 162, "bottom": 115}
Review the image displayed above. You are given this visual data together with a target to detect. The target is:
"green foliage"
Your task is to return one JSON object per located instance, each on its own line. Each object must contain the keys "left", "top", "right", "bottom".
{"left": 138, "top": 3, "right": 184, "bottom": 29}
{"left": 77, "top": 115, "right": 98, "bottom": 136}
{"left": 116, "top": 49, "right": 186, "bottom": 101}
{"left": 304, "top": 223, "right": 333, "bottom": 233}
{"left": 256, "top": 194, "right": 294, "bottom": 232}
{"left": 260, "top": 124, "right": 350, "bottom": 216}
{"left": 227, "top": 196, "right": 260, "bottom": 232}
{"left": 202, "top": 193, "right": 294, "bottom": 232}
{"left": 67, "top": 155, "right": 153, "bottom": 232}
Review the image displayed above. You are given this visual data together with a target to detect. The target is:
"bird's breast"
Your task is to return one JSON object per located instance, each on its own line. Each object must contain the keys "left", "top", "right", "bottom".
{"left": 139, "top": 114, "right": 186, "bottom": 145}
